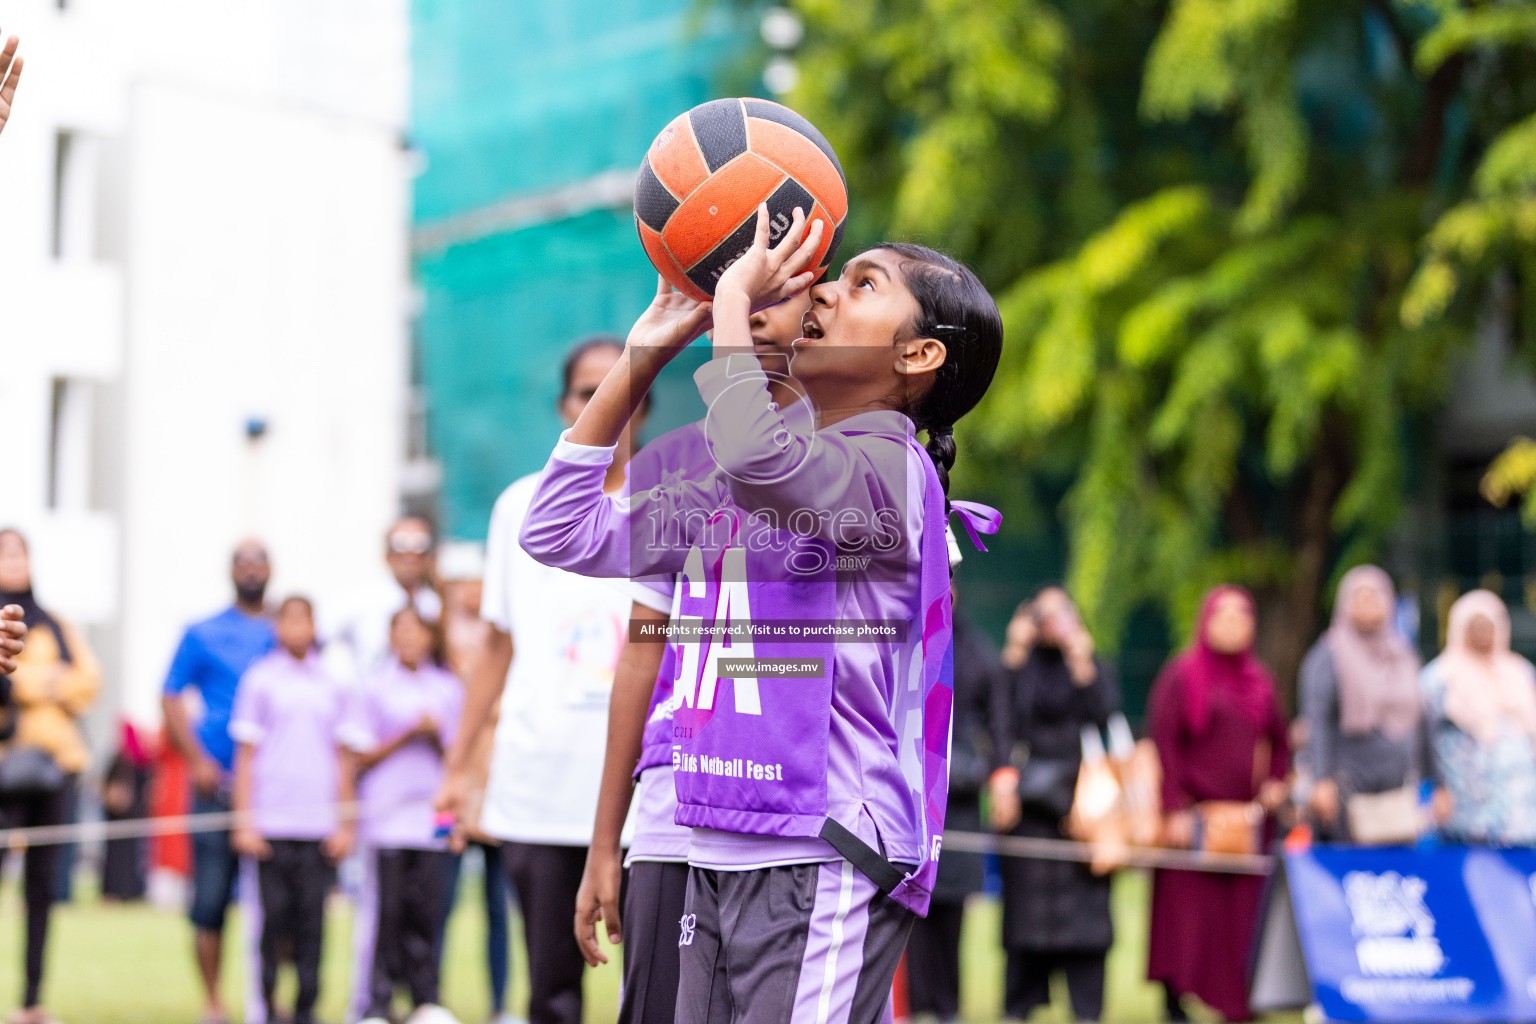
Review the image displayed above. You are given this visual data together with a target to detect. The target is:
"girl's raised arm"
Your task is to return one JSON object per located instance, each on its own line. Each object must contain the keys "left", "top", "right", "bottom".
{"left": 566, "top": 277, "right": 712, "bottom": 447}
{"left": 521, "top": 283, "right": 719, "bottom": 580}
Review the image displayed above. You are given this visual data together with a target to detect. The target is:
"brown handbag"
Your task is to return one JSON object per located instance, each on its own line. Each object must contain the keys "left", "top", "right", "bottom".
{"left": 1195, "top": 800, "right": 1263, "bottom": 855}
{"left": 1119, "top": 739, "right": 1164, "bottom": 848}
{"left": 1184, "top": 738, "right": 1272, "bottom": 856}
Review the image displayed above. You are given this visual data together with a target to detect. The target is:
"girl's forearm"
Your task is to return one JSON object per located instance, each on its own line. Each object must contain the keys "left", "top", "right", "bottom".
{"left": 710, "top": 290, "right": 753, "bottom": 355}
{"left": 355, "top": 734, "right": 403, "bottom": 772}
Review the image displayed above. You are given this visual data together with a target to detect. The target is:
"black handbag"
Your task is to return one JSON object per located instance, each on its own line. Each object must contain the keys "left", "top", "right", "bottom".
{"left": 1009, "top": 669, "right": 1082, "bottom": 819}
{"left": 1016, "top": 756, "right": 1079, "bottom": 819}
{"left": 0, "top": 747, "right": 66, "bottom": 798}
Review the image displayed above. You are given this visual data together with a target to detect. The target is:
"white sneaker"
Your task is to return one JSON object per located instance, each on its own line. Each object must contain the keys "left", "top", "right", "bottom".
{"left": 357, "top": 1019, "right": 392, "bottom": 1024}
{"left": 489, "top": 1016, "right": 527, "bottom": 1024}
{"left": 407, "top": 1007, "right": 463, "bottom": 1024}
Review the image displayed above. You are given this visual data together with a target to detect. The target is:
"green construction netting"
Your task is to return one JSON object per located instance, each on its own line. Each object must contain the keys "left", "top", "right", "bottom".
{"left": 412, "top": 0, "right": 750, "bottom": 540}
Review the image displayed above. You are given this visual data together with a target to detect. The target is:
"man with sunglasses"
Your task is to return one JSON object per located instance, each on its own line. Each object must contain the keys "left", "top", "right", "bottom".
{"left": 162, "top": 539, "right": 277, "bottom": 1024}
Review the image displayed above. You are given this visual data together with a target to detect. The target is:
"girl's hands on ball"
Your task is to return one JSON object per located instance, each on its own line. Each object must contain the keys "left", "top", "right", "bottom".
{"left": 0, "top": 32, "right": 22, "bottom": 139}
{"left": 597, "top": 202, "right": 822, "bottom": 443}
{"left": 716, "top": 204, "right": 823, "bottom": 312}
{"left": 624, "top": 276, "right": 714, "bottom": 376}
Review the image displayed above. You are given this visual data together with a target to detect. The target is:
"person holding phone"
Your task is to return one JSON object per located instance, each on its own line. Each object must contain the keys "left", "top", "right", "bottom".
{"left": 990, "top": 586, "right": 1119, "bottom": 1023}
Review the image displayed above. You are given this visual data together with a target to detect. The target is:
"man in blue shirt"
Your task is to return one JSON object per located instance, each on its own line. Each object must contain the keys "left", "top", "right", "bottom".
{"left": 162, "top": 539, "right": 275, "bottom": 1024}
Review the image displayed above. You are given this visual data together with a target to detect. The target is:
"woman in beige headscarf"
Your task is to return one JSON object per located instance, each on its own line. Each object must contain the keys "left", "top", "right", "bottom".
{"left": 1420, "top": 590, "right": 1536, "bottom": 846}
{"left": 1299, "top": 566, "right": 1424, "bottom": 839}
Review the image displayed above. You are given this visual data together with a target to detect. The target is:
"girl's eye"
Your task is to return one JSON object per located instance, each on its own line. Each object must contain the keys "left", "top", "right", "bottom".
{"left": 857, "top": 275, "right": 875, "bottom": 290}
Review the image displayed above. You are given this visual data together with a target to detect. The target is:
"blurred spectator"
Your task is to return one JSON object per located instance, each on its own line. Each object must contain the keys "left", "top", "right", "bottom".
{"left": 329, "top": 518, "right": 442, "bottom": 682}
{"left": 989, "top": 586, "right": 1119, "bottom": 1023}
{"left": 434, "top": 544, "right": 515, "bottom": 1024}
{"left": 1300, "top": 566, "right": 1425, "bottom": 841}
{"left": 342, "top": 518, "right": 445, "bottom": 1021}
{"left": 437, "top": 543, "right": 488, "bottom": 679}
{"left": 230, "top": 596, "right": 353, "bottom": 1024}
{"left": 160, "top": 539, "right": 275, "bottom": 1024}
{"left": 1147, "top": 585, "right": 1289, "bottom": 1023}
{"left": 0, "top": 527, "right": 101, "bottom": 1024}
{"left": 101, "top": 720, "right": 155, "bottom": 902}
{"left": 0, "top": 30, "right": 21, "bottom": 139}
{"left": 343, "top": 607, "right": 462, "bottom": 1024}
{"left": 1421, "top": 589, "right": 1536, "bottom": 846}
{"left": 905, "top": 586, "right": 995, "bottom": 1022}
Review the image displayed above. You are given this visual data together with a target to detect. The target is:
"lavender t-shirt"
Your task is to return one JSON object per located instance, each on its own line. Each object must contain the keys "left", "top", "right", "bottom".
{"left": 341, "top": 660, "right": 462, "bottom": 850}
{"left": 229, "top": 650, "right": 347, "bottom": 840}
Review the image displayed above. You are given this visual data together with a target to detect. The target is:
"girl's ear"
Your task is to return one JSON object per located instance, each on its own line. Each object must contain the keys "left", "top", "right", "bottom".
{"left": 894, "top": 335, "right": 947, "bottom": 377}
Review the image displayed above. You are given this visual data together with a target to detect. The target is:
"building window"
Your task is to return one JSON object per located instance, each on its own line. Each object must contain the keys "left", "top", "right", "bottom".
{"left": 51, "top": 130, "right": 101, "bottom": 262}
{"left": 47, "top": 378, "right": 92, "bottom": 511}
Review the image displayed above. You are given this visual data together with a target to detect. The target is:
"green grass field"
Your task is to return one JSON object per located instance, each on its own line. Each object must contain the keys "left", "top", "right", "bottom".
{"left": 0, "top": 871, "right": 1302, "bottom": 1024}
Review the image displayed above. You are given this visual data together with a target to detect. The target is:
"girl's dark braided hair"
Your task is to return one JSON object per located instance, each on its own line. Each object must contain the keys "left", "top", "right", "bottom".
{"left": 873, "top": 243, "right": 1004, "bottom": 503}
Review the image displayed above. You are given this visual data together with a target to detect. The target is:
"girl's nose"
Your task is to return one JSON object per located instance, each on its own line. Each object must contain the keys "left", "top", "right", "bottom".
{"left": 810, "top": 280, "right": 835, "bottom": 307}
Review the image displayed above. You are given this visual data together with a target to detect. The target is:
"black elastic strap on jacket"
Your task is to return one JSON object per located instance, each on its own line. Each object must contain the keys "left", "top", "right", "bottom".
{"left": 819, "top": 818, "right": 905, "bottom": 895}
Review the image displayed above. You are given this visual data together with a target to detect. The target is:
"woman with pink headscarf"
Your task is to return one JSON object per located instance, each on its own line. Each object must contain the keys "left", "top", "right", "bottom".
{"left": 1299, "top": 566, "right": 1425, "bottom": 840}
{"left": 1421, "top": 589, "right": 1536, "bottom": 846}
{"left": 1146, "top": 586, "right": 1290, "bottom": 1022}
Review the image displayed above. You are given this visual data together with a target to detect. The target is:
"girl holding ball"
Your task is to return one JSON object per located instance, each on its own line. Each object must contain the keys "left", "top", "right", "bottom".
{"left": 521, "top": 206, "right": 1002, "bottom": 1024}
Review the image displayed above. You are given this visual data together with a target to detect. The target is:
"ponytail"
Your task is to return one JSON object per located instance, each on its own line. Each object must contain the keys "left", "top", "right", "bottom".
{"left": 924, "top": 424, "right": 956, "bottom": 504}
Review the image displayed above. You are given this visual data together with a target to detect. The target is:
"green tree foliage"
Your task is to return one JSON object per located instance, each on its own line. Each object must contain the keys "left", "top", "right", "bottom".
{"left": 776, "top": 0, "right": 1536, "bottom": 692}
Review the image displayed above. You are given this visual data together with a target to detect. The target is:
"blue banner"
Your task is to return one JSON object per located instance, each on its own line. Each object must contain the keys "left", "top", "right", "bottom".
{"left": 1284, "top": 845, "right": 1536, "bottom": 1022}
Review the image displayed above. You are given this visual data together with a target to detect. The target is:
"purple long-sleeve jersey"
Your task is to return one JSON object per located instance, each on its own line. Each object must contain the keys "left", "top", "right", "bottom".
{"left": 521, "top": 356, "right": 956, "bottom": 908}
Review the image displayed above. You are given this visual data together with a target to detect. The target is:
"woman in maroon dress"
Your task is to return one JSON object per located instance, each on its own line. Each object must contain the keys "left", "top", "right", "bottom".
{"left": 1147, "top": 585, "right": 1290, "bottom": 1022}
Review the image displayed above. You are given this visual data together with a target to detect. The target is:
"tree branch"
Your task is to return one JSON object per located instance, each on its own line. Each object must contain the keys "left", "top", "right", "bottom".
{"left": 1405, "top": 53, "right": 1469, "bottom": 188}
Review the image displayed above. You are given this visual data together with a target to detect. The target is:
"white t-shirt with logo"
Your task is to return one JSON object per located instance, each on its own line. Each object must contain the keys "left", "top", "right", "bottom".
{"left": 478, "top": 472, "right": 631, "bottom": 846}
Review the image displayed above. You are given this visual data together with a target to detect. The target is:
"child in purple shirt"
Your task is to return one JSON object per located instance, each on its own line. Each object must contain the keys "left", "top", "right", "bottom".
{"left": 230, "top": 596, "right": 353, "bottom": 1024}
{"left": 343, "top": 606, "right": 463, "bottom": 1024}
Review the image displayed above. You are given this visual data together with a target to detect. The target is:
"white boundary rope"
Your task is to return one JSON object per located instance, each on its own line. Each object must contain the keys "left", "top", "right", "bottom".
{"left": 0, "top": 798, "right": 422, "bottom": 848}
{"left": 942, "top": 830, "right": 1275, "bottom": 875}
{"left": 0, "top": 803, "right": 1276, "bottom": 875}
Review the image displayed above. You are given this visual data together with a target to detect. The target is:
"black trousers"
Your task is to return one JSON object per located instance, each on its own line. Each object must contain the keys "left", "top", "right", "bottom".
{"left": 906, "top": 898, "right": 965, "bottom": 1019}
{"left": 503, "top": 842, "right": 588, "bottom": 1024}
{"left": 0, "top": 777, "right": 74, "bottom": 1008}
{"left": 617, "top": 861, "right": 689, "bottom": 1024}
{"left": 1004, "top": 949, "right": 1106, "bottom": 1022}
{"left": 257, "top": 839, "right": 333, "bottom": 1024}
{"left": 367, "top": 847, "right": 450, "bottom": 1017}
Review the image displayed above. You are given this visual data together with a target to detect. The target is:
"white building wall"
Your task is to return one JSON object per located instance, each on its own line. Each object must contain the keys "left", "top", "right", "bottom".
{"left": 0, "top": 0, "right": 411, "bottom": 729}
